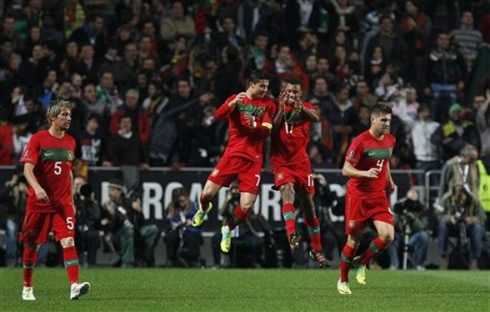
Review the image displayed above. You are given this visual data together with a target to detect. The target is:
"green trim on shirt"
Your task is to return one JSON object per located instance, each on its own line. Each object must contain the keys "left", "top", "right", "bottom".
{"left": 363, "top": 148, "right": 392, "bottom": 160}
{"left": 40, "top": 148, "right": 74, "bottom": 161}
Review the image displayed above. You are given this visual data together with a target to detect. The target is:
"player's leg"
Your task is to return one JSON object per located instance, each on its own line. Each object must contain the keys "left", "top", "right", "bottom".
{"left": 298, "top": 189, "right": 329, "bottom": 267}
{"left": 194, "top": 156, "right": 238, "bottom": 227}
{"left": 220, "top": 160, "right": 262, "bottom": 252}
{"left": 192, "top": 179, "right": 221, "bottom": 226}
{"left": 22, "top": 242, "right": 39, "bottom": 301}
{"left": 55, "top": 211, "right": 90, "bottom": 300}
{"left": 20, "top": 211, "right": 49, "bottom": 301}
{"left": 337, "top": 230, "right": 363, "bottom": 294}
{"left": 356, "top": 219, "right": 395, "bottom": 285}
{"left": 221, "top": 191, "right": 257, "bottom": 253}
{"left": 279, "top": 182, "right": 301, "bottom": 249}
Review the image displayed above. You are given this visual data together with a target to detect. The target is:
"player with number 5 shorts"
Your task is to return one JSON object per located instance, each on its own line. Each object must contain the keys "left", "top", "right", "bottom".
{"left": 19, "top": 99, "right": 90, "bottom": 301}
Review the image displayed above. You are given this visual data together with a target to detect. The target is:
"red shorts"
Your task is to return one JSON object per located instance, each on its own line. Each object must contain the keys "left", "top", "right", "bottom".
{"left": 272, "top": 161, "right": 315, "bottom": 194}
{"left": 20, "top": 208, "right": 76, "bottom": 244}
{"left": 344, "top": 193, "right": 394, "bottom": 234}
{"left": 208, "top": 155, "right": 262, "bottom": 194}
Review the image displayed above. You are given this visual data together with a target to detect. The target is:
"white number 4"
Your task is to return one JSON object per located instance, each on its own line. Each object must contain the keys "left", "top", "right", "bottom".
{"left": 66, "top": 217, "right": 74, "bottom": 230}
{"left": 54, "top": 161, "right": 62, "bottom": 175}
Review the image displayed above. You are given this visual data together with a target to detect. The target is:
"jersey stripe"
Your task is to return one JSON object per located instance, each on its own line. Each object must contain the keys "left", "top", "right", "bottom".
{"left": 40, "top": 148, "right": 74, "bottom": 161}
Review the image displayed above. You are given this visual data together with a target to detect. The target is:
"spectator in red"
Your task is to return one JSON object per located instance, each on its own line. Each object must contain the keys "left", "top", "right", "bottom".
{"left": 0, "top": 108, "right": 14, "bottom": 165}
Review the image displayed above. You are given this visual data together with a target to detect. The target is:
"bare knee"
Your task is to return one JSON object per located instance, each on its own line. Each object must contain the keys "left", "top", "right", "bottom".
{"left": 280, "top": 184, "right": 295, "bottom": 203}
{"left": 60, "top": 237, "right": 75, "bottom": 248}
{"left": 379, "top": 233, "right": 394, "bottom": 244}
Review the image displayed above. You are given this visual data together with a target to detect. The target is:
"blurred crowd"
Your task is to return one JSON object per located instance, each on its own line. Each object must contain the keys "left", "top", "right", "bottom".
{"left": 0, "top": 0, "right": 489, "bottom": 173}
{"left": 1, "top": 0, "right": 490, "bottom": 269}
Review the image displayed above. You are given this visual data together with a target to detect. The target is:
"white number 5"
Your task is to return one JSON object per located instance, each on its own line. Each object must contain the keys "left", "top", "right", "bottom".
{"left": 66, "top": 217, "right": 74, "bottom": 230}
{"left": 54, "top": 161, "right": 62, "bottom": 175}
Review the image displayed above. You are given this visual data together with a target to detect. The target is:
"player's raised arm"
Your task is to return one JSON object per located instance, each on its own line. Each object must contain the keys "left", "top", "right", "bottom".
{"left": 215, "top": 92, "right": 246, "bottom": 119}
{"left": 272, "top": 92, "right": 286, "bottom": 134}
{"left": 342, "top": 161, "right": 380, "bottom": 179}
{"left": 297, "top": 101, "right": 320, "bottom": 122}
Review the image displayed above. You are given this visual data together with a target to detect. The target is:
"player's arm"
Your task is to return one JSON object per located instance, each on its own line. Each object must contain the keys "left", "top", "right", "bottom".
{"left": 244, "top": 113, "right": 272, "bottom": 135}
{"left": 70, "top": 170, "right": 76, "bottom": 212}
{"left": 342, "top": 161, "right": 379, "bottom": 179}
{"left": 215, "top": 92, "right": 246, "bottom": 119}
{"left": 24, "top": 163, "right": 49, "bottom": 202}
{"left": 386, "top": 163, "right": 396, "bottom": 194}
{"left": 272, "top": 92, "right": 286, "bottom": 134}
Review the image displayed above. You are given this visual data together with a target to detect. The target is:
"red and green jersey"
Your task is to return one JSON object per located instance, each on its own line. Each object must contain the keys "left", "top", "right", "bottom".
{"left": 20, "top": 130, "right": 76, "bottom": 212}
{"left": 215, "top": 94, "right": 275, "bottom": 163}
{"left": 345, "top": 130, "right": 396, "bottom": 197}
{"left": 270, "top": 102, "right": 314, "bottom": 166}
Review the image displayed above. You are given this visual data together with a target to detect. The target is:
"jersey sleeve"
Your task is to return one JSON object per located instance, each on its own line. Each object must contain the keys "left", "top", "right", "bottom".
{"left": 261, "top": 100, "right": 276, "bottom": 130}
{"left": 345, "top": 137, "right": 363, "bottom": 166}
{"left": 20, "top": 134, "right": 40, "bottom": 165}
{"left": 215, "top": 94, "right": 236, "bottom": 120}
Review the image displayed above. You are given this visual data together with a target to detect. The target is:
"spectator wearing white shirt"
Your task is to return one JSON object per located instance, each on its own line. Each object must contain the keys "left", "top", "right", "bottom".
{"left": 411, "top": 104, "right": 440, "bottom": 184}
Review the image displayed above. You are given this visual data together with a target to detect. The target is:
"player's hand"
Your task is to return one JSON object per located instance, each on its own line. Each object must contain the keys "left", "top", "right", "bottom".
{"left": 293, "top": 99, "right": 303, "bottom": 112}
{"left": 230, "top": 92, "right": 246, "bottom": 108}
{"left": 34, "top": 186, "right": 49, "bottom": 202}
{"left": 244, "top": 113, "right": 256, "bottom": 128}
{"left": 364, "top": 168, "right": 380, "bottom": 178}
{"left": 388, "top": 181, "right": 396, "bottom": 194}
{"left": 278, "top": 92, "right": 287, "bottom": 111}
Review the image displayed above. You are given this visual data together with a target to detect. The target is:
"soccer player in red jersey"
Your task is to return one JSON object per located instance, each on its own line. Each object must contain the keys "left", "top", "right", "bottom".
{"left": 337, "top": 104, "right": 396, "bottom": 295}
{"left": 191, "top": 70, "right": 275, "bottom": 253}
{"left": 270, "top": 79, "right": 329, "bottom": 267}
{"left": 19, "top": 100, "right": 90, "bottom": 301}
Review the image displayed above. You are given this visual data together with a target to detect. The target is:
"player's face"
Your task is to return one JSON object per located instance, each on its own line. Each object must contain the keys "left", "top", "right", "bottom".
{"left": 53, "top": 107, "right": 72, "bottom": 131}
{"left": 371, "top": 113, "right": 391, "bottom": 135}
{"left": 284, "top": 83, "right": 302, "bottom": 105}
{"left": 249, "top": 79, "right": 269, "bottom": 99}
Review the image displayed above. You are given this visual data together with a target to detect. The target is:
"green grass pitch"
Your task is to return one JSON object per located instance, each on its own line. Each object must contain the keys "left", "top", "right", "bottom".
{"left": 1, "top": 268, "right": 489, "bottom": 311}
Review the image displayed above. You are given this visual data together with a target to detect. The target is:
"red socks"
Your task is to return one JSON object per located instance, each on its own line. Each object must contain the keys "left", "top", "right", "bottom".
{"left": 200, "top": 194, "right": 211, "bottom": 212}
{"left": 282, "top": 203, "right": 296, "bottom": 236}
{"left": 63, "top": 246, "right": 80, "bottom": 284}
{"left": 304, "top": 217, "right": 322, "bottom": 252}
{"left": 339, "top": 245, "right": 356, "bottom": 282}
{"left": 360, "top": 237, "right": 390, "bottom": 265}
{"left": 23, "top": 247, "right": 38, "bottom": 287}
{"left": 227, "top": 205, "right": 248, "bottom": 230}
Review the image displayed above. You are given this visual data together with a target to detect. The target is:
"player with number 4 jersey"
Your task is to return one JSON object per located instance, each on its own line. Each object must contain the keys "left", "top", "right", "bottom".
{"left": 270, "top": 79, "right": 329, "bottom": 268}
{"left": 337, "top": 104, "right": 396, "bottom": 295}
{"left": 19, "top": 100, "right": 90, "bottom": 301}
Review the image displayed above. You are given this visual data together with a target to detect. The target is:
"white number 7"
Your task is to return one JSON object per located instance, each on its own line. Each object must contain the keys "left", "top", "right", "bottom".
{"left": 255, "top": 174, "right": 261, "bottom": 186}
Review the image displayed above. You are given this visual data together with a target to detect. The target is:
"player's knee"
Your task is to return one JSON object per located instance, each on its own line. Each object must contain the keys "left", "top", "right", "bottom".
{"left": 60, "top": 237, "right": 75, "bottom": 247}
{"left": 240, "top": 203, "right": 253, "bottom": 212}
{"left": 380, "top": 233, "right": 394, "bottom": 244}
{"left": 280, "top": 184, "right": 295, "bottom": 202}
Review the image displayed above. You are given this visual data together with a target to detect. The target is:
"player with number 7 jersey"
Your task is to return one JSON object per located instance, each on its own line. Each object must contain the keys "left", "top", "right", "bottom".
{"left": 19, "top": 100, "right": 90, "bottom": 301}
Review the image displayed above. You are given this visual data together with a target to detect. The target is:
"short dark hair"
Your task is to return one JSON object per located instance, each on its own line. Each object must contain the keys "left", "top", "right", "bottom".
{"left": 283, "top": 78, "right": 301, "bottom": 87}
{"left": 120, "top": 114, "right": 131, "bottom": 122}
{"left": 249, "top": 70, "right": 270, "bottom": 83}
{"left": 371, "top": 104, "right": 392, "bottom": 116}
